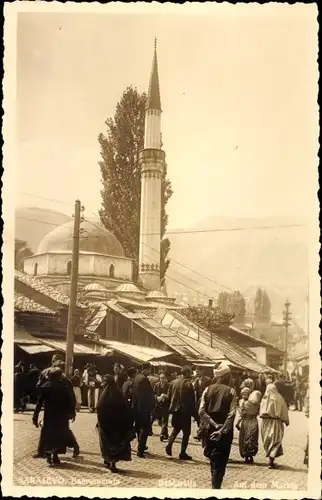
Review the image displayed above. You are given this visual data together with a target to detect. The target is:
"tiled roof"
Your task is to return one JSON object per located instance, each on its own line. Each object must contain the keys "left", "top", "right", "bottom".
{"left": 14, "top": 293, "right": 56, "bottom": 315}
{"left": 86, "top": 304, "right": 108, "bottom": 333}
{"left": 15, "top": 270, "right": 86, "bottom": 308}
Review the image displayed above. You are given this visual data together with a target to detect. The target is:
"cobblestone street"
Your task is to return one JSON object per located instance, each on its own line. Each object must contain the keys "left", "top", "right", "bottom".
{"left": 13, "top": 409, "right": 308, "bottom": 491}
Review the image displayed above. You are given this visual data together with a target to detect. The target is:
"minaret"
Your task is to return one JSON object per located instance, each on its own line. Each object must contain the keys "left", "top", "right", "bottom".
{"left": 138, "top": 39, "right": 165, "bottom": 291}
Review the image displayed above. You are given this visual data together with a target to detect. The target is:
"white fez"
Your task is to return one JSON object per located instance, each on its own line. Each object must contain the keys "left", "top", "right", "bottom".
{"left": 213, "top": 363, "right": 231, "bottom": 378}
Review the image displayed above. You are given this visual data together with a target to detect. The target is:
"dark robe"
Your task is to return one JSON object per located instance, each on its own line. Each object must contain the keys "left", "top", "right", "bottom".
{"left": 33, "top": 379, "right": 76, "bottom": 455}
{"left": 275, "top": 381, "right": 292, "bottom": 406}
{"left": 132, "top": 373, "right": 155, "bottom": 419}
{"left": 14, "top": 370, "right": 27, "bottom": 410}
{"left": 97, "top": 383, "right": 133, "bottom": 463}
{"left": 27, "top": 368, "right": 41, "bottom": 403}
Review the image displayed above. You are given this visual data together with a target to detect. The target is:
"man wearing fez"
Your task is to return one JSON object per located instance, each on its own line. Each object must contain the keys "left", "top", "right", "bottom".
{"left": 199, "top": 363, "right": 237, "bottom": 489}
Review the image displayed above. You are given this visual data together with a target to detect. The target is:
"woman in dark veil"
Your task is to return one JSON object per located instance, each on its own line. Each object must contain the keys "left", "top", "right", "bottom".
{"left": 32, "top": 367, "right": 76, "bottom": 466}
{"left": 96, "top": 374, "right": 134, "bottom": 473}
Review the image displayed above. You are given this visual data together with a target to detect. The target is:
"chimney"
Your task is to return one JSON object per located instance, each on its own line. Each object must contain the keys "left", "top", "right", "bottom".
{"left": 208, "top": 298, "right": 213, "bottom": 308}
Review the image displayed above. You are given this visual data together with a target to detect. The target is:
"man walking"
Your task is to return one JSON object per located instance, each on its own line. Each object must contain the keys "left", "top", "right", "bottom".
{"left": 165, "top": 366, "right": 197, "bottom": 460}
{"left": 153, "top": 371, "right": 170, "bottom": 441}
{"left": 193, "top": 367, "right": 211, "bottom": 440}
{"left": 199, "top": 363, "right": 237, "bottom": 489}
{"left": 132, "top": 362, "right": 155, "bottom": 458}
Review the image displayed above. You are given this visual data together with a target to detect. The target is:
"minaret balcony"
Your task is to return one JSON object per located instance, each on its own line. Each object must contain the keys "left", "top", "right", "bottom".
{"left": 140, "top": 148, "right": 165, "bottom": 162}
{"left": 140, "top": 148, "right": 165, "bottom": 176}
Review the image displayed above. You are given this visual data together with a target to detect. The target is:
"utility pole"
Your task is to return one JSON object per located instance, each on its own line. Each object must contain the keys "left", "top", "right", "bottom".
{"left": 65, "top": 200, "right": 82, "bottom": 377}
{"left": 282, "top": 299, "right": 291, "bottom": 376}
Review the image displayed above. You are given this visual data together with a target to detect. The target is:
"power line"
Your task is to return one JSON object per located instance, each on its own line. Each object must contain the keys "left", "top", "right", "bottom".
{"left": 16, "top": 216, "right": 70, "bottom": 228}
{"left": 141, "top": 223, "right": 307, "bottom": 236}
{"left": 18, "top": 192, "right": 72, "bottom": 206}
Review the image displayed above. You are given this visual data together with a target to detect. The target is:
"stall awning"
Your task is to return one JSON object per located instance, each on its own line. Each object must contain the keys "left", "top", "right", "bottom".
{"left": 14, "top": 328, "right": 40, "bottom": 345}
{"left": 38, "top": 339, "right": 106, "bottom": 356}
{"left": 188, "top": 359, "right": 239, "bottom": 369}
{"left": 150, "top": 360, "right": 181, "bottom": 368}
{"left": 17, "top": 343, "right": 56, "bottom": 355}
{"left": 99, "top": 339, "right": 172, "bottom": 363}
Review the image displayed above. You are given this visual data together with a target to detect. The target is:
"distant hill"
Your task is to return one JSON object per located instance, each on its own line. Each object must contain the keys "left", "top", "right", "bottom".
{"left": 15, "top": 207, "right": 71, "bottom": 253}
{"left": 166, "top": 216, "right": 309, "bottom": 327}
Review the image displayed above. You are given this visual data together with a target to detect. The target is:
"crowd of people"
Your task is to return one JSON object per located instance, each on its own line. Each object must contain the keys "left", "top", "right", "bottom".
{"left": 13, "top": 355, "right": 309, "bottom": 489}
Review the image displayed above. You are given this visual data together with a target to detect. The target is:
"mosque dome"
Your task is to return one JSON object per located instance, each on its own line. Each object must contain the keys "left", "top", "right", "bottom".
{"left": 146, "top": 290, "right": 176, "bottom": 303}
{"left": 114, "top": 283, "right": 146, "bottom": 300}
{"left": 37, "top": 219, "right": 125, "bottom": 257}
{"left": 115, "top": 283, "right": 145, "bottom": 295}
{"left": 146, "top": 290, "right": 166, "bottom": 299}
{"left": 83, "top": 283, "right": 108, "bottom": 292}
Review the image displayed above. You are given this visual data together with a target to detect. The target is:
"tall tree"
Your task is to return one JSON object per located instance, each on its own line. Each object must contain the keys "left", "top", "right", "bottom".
{"left": 230, "top": 290, "right": 246, "bottom": 323}
{"left": 254, "top": 288, "right": 263, "bottom": 321}
{"left": 261, "top": 290, "right": 271, "bottom": 322}
{"left": 217, "top": 292, "right": 229, "bottom": 312}
{"left": 15, "top": 239, "right": 33, "bottom": 270}
{"left": 98, "top": 86, "right": 173, "bottom": 281}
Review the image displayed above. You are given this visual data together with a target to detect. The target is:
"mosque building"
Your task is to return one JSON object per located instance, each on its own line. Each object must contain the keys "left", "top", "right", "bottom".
{"left": 23, "top": 40, "right": 166, "bottom": 301}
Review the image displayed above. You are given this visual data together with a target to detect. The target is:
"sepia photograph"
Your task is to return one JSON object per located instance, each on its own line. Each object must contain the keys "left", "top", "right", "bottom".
{"left": 1, "top": 2, "right": 320, "bottom": 498}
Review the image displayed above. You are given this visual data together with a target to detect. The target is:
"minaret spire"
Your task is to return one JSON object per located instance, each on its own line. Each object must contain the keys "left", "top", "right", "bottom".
{"left": 146, "top": 38, "right": 161, "bottom": 111}
{"left": 138, "top": 40, "right": 166, "bottom": 291}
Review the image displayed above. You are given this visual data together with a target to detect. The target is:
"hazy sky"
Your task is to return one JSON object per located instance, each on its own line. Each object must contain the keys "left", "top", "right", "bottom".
{"left": 15, "top": 4, "right": 318, "bottom": 229}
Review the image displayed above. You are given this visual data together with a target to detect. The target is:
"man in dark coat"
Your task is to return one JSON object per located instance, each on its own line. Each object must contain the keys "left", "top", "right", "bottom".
{"left": 153, "top": 372, "right": 170, "bottom": 441}
{"left": 193, "top": 367, "right": 211, "bottom": 440}
{"left": 132, "top": 362, "right": 155, "bottom": 458}
{"left": 165, "top": 365, "right": 197, "bottom": 460}
{"left": 199, "top": 363, "right": 237, "bottom": 489}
